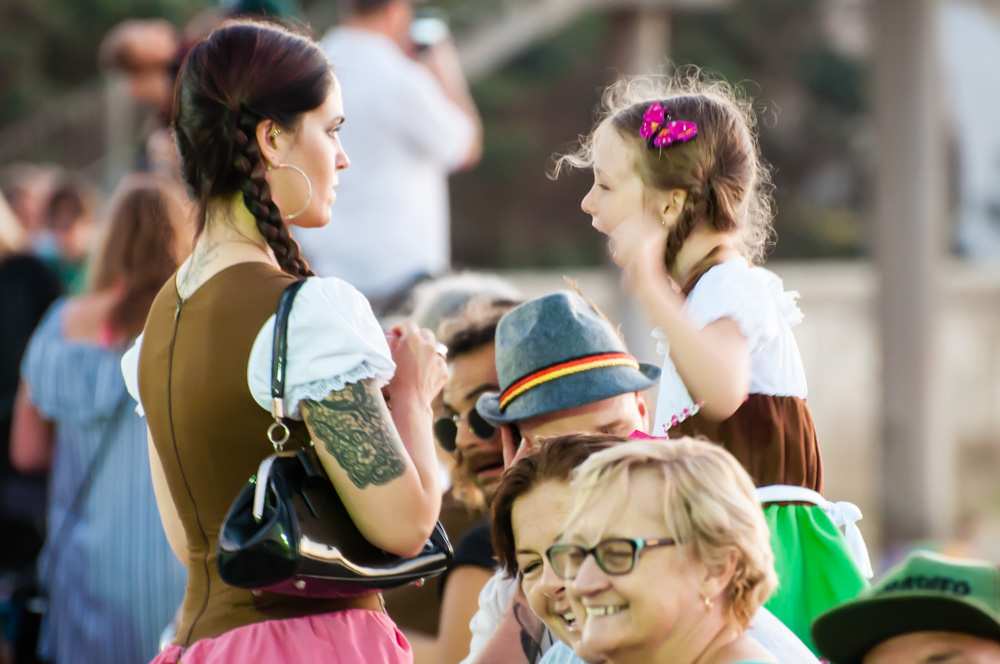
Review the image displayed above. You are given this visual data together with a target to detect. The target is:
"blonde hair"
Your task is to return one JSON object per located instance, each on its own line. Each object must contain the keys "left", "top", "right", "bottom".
{"left": 567, "top": 437, "right": 777, "bottom": 629}
{"left": 0, "top": 192, "right": 26, "bottom": 255}
{"left": 553, "top": 68, "right": 775, "bottom": 266}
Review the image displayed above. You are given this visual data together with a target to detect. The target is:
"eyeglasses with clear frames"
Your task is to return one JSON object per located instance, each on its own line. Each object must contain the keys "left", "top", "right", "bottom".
{"left": 545, "top": 537, "right": 677, "bottom": 580}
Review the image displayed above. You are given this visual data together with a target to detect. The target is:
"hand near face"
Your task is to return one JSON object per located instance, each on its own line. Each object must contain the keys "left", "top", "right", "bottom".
{"left": 500, "top": 424, "right": 525, "bottom": 467}
{"left": 609, "top": 215, "right": 678, "bottom": 302}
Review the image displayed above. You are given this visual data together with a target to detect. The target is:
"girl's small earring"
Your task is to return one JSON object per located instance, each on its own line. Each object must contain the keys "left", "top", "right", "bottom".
{"left": 701, "top": 593, "right": 713, "bottom": 610}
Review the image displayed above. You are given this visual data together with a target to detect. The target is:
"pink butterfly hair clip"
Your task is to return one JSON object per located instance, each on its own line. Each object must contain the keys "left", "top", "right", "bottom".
{"left": 639, "top": 102, "right": 698, "bottom": 149}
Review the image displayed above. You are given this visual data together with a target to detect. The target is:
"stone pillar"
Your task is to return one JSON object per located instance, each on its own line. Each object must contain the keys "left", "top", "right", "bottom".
{"left": 872, "top": 0, "right": 952, "bottom": 549}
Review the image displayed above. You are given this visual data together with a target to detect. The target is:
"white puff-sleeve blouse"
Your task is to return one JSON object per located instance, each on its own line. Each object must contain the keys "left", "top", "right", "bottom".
{"left": 121, "top": 276, "right": 396, "bottom": 420}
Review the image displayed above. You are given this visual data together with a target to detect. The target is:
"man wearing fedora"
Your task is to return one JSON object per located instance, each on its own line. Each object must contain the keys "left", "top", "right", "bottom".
{"left": 461, "top": 291, "right": 818, "bottom": 664}
{"left": 813, "top": 550, "right": 1000, "bottom": 664}
{"left": 475, "top": 291, "right": 659, "bottom": 466}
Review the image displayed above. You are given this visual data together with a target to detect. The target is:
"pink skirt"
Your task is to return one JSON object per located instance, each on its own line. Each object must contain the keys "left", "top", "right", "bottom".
{"left": 150, "top": 609, "right": 412, "bottom": 663}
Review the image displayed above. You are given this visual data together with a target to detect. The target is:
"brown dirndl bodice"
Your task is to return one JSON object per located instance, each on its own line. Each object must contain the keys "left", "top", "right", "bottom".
{"left": 138, "top": 262, "right": 379, "bottom": 647}
{"left": 668, "top": 254, "right": 824, "bottom": 493}
{"left": 669, "top": 395, "right": 823, "bottom": 491}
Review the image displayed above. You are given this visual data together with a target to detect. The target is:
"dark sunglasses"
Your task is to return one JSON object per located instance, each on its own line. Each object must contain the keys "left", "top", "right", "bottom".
{"left": 545, "top": 537, "right": 677, "bottom": 580}
{"left": 433, "top": 407, "right": 496, "bottom": 453}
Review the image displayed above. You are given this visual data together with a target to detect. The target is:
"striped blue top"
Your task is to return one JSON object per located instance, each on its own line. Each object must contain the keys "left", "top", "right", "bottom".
{"left": 22, "top": 300, "right": 185, "bottom": 664}
{"left": 540, "top": 641, "right": 582, "bottom": 664}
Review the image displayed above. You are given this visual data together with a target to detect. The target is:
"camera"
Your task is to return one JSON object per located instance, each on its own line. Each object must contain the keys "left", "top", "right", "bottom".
{"left": 410, "top": 9, "right": 449, "bottom": 51}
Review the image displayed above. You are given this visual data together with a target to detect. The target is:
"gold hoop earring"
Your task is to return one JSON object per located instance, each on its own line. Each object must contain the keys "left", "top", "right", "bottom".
{"left": 266, "top": 162, "right": 313, "bottom": 221}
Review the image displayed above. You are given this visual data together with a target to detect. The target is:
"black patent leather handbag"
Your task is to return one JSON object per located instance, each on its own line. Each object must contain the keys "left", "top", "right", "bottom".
{"left": 217, "top": 280, "right": 453, "bottom": 597}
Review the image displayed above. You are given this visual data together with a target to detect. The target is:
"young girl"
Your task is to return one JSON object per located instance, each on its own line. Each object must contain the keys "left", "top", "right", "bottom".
{"left": 555, "top": 72, "right": 871, "bottom": 653}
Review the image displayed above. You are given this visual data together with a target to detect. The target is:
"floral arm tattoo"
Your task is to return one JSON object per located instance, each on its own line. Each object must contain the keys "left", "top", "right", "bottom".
{"left": 300, "top": 379, "right": 406, "bottom": 489}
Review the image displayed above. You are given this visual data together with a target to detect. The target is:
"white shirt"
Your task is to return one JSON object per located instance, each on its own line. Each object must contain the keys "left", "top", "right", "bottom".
{"left": 462, "top": 570, "right": 819, "bottom": 664}
{"left": 121, "top": 276, "right": 396, "bottom": 418}
{"left": 653, "top": 258, "right": 808, "bottom": 436}
{"left": 295, "top": 27, "right": 476, "bottom": 298}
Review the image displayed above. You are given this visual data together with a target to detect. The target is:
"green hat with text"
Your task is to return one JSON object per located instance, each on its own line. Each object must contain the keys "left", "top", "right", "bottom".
{"left": 813, "top": 550, "right": 1000, "bottom": 664}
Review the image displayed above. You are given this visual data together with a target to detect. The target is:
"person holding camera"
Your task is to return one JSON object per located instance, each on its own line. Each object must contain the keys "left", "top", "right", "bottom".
{"left": 296, "top": 0, "right": 483, "bottom": 311}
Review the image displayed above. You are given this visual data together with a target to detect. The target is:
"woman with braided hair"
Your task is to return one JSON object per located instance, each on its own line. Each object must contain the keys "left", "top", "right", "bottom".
{"left": 554, "top": 70, "right": 869, "bottom": 654}
{"left": 121, "top": 18, "right": 446, "bottom": 663}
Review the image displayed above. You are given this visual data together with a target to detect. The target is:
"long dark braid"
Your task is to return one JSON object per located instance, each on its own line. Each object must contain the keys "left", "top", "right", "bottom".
{"left": 232, "top": 111, "right": 313, "bottom": 277}
{"left": 663, "top": 179, "right": 718, "bottom": 271}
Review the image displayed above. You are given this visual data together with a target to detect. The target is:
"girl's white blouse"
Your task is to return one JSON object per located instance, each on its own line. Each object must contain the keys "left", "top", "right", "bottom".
{"left": 652, "top": 258, "right": 808, "bottom": 436}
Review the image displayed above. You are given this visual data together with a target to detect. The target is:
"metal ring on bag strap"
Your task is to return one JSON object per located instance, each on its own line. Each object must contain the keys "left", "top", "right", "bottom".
{"left": 267, "top": 420, "right": 291, "bottom": 451}
{"left": 269, "top": 280, "right": 306, "bottom": 451}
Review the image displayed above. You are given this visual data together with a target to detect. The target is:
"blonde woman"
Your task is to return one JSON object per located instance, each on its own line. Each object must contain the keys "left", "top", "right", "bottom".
{"left": 548, "top": 438, "right": 779, "bottom": 664}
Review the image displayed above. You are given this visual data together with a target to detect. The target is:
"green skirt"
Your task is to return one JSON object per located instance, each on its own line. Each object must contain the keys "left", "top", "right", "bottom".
{"left": 763, "top": 504, "right": 868, "bottom": 654}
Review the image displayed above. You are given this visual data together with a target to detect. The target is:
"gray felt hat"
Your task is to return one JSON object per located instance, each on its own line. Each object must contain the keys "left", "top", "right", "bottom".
{"left": 475, "top": 291, "right": 660, "bottom": 425}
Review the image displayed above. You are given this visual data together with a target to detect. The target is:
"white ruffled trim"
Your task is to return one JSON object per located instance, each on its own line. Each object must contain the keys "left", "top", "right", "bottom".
{"left": 281, "top": 360, "right": 394, "bottom": 420}
{"left": 756, "top": 485, "right": 874, "bottom": 579}
{"left": 653, "top": 354, "right": 702, "bottom": 436}
{"left": 121, "top": 335, "right": 145, "bottom": 417}
{"left": 759, "top": 269, "right": 804, "bottom": 328}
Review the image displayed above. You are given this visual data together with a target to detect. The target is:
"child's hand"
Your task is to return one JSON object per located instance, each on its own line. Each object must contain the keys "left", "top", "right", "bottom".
{"left": 610, "top": 215, "right": 676, "bottom": 297}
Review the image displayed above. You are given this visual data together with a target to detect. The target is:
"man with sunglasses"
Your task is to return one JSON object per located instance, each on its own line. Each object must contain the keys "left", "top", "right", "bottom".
{"left": 410, "top": 296, "right": 521, "bottom": 664}
{"left": 461, "top": 292, "right": 818, "bottom": 664}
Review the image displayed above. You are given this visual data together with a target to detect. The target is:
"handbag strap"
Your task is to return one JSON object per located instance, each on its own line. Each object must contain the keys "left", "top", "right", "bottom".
{"left": 266, "top": 279, "right": 306, "bottom": 451}
{"left": 39, "top": 426, "right": 117, "bottom": 581}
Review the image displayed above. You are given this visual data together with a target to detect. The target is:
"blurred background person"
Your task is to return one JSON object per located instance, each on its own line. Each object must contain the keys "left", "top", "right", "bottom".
{"left": 0, "top": 193, "right": 27, "bottom": 257}
{"left": 0, "top": 164, "right": 60, "bottom": 246}
{"left": 0, "top": 192, "right": 62, "bottom": 613}
{"left": 552, "top": 437, "right": 779, "bottom": 664}
{"left": 296, "top": 0, "right": 483, "bottom": 312}
{"left": 98, "top": 19, "right": 183, "bottom": 179}
{"left": 10, "top": 175, "right": 188, "bottom": 664}
{"left": 98, "top": 19, "right": 179, "bottom": 124}
{"left": 98, "top": 4, "right": 301, "bottom": 180}
{"left": 0, "top": 191, "right": 63, "bottom": 521}
{"left": 813, "top": 550, "right": 1000, "bottom": 664}
{"left": 401, "top": 271, "right": 522, "bottom": 331}
{"left": 36, "top": 176, "right": 100, "bottom": 294}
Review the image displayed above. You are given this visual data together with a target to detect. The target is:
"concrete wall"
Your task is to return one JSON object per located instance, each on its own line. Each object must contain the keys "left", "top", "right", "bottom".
{"left": 497, "top": 260, "right": 1000, "bottom": 565}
